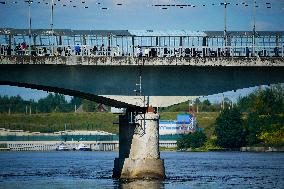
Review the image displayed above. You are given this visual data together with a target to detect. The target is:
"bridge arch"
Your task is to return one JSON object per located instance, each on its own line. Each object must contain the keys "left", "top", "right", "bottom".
{"left": 0, "top": 81, "right": 138, "bottom": 108}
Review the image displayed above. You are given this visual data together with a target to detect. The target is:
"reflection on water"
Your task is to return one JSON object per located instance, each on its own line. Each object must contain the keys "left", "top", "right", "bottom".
{"left": 118, "top": 179, "right": 164, "bottom": 189}
{"left": 0, "top": 151, "right": 283, "bottom": 189}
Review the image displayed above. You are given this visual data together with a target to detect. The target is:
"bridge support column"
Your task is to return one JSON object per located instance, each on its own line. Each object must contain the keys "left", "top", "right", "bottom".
{"left": 113, "top": 110, "right": 165, "bottom": 180}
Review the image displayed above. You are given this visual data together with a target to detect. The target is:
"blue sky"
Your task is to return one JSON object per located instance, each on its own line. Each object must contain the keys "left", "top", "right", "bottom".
{"left": 0, "top": 0, "right": 283, "bottom": 30}
{"left": 0, "top": 0, "right": 283, "bottom": 102}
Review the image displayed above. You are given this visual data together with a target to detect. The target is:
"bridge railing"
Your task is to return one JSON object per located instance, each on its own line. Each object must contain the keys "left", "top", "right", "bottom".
{"left": 0, "top": 44, "right": 283, "bottom": 58}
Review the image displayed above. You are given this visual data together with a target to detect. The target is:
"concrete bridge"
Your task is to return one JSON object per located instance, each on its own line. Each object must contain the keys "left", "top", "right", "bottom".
{"left": 1, "top": 28, "right": 284, "bottom": 180}
{"left": 0, "top": 56, "right": 283, "bottom": 107}
{"left": 1, "top": 55, "right": 284, "bottom": 180}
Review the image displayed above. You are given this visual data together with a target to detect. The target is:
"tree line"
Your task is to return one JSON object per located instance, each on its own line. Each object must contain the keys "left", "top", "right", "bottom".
{"left": 0, "top": 94, "right": 108, "bottom": 114}
{"left": 162, "top": 98, "right": 233, "bottom": 112}
{"left": 178, "top": 85, "right": 284, "bottom": 149}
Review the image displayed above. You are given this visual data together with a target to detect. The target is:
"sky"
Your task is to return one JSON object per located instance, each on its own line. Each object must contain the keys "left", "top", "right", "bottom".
{"left": 0, "top": 0, "right": 283, "bottom": 30}
{"left": 0, "top": 0, "right": 283, "bottom": 103}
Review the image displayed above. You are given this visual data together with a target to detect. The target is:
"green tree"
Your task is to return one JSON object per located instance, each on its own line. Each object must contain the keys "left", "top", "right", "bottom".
{"left": 70, "top": 97, "right": 83, "bottom": 109}
{"left": 259, "top": 124, "right": 284, "bottom": 147}
{"left": 201, "top": 99, "right": 211, "bottom": 112}
{"left": 214, "top": 107, "right": 245, "bottom": 148}
{"left": 244, "top": 113, "right": 284, "bottom": 146}
{"left": 37, "top": 93, "right": 69, "bottom": 113}
{"left": 177, "top": 131, "right": 207, "bottom": 150}
{"left": 243, "top": 112, "right": 262, "bottom": 145}
{"left": 238, "top": 85, "right": 284, "bottom": 115}
{"left": 82, "top": 99, "right": 97, "bottom": 112}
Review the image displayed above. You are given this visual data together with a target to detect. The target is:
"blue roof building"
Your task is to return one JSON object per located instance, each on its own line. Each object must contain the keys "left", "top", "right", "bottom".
{"left": 159, "top": 114, "right": 196, "bottom": 135}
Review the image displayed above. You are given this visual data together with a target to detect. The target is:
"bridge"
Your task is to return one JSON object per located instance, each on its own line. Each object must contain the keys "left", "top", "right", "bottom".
{"left": 1, "top": 28, "right": 284, "bottom": 179}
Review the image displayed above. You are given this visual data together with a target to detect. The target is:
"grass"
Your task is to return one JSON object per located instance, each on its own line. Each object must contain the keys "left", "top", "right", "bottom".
{"left": 0, "top": 112, "right": 119, "bottom": 134}
{"left": 0, "top": 111, "right": 219, "bottom": 136}
{"left": 159, "top": 146, "right": 177, "bottom": 151}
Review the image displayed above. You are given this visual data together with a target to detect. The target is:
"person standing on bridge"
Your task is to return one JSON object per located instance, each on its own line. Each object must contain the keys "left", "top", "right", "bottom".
{"left": 137, "top": 45, "right": 142, "bottom": 57}
{"left": 100, "top": 44, "right": 105, "bottom": 55}
{"left": 246, "top": 47, "right": 250, "bottom": 57}
{"left": 75, "top": 44, "right": 81, "bottom": 55}
{"left": 92, "top": 45, "right": 98, "bottom": 55}
{"left": 20, "top": 42, "right": 27, "bottom": 55}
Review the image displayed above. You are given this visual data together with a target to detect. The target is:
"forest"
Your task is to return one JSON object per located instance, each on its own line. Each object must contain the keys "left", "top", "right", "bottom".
{"left": 177, "top": 85, "right": 284, "bottom": 149}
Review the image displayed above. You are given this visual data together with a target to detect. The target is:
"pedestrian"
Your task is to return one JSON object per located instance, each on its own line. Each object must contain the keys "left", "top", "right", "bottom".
{"left": 114, "top": 45, "right": 120, "bottom": 56}
{"left": 137, "top": 45, "right": 142, "bottom": 57}
{"left": 20, "top": 42, "right": 27, "bottom": 55}
{"left": 75, "top": 44, "right": 81, "bottom": 55}
{"left": 100, "top": 44, "right": 105, "bottom": 55}
{"left": 246, "top": 47, "right": 250, "bottom": 57}
{"left": 66, "top": 46, "right": 71, "bottom": 56}
{"left": 92, "top": 45, "right": 98, "bottom": 55}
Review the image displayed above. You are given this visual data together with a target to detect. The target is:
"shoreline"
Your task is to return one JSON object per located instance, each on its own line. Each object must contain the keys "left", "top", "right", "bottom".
{"left": 160, "top": 146, "right": 284, "bottom": 153}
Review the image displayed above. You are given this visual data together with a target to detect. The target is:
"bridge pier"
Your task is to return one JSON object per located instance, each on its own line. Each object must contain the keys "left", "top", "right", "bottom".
{"left": 113, "top": 108, "right": 165, "bottom": 180}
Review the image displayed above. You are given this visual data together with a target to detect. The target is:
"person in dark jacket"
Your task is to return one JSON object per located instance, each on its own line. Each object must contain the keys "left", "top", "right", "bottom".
{"left": 75, "top": 44, "right": 81, "bottom": 55}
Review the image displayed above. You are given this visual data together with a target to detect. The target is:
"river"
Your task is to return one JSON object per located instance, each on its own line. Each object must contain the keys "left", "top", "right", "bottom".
{"left": 0, "top": 151, "right": 283, "bottom": 189}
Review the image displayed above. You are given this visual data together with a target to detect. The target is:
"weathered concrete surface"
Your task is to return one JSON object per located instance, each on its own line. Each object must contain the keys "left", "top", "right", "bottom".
{"left": 113, "top": 113, "right": 165, "bottom": 180}
{"left": 120, "top": 158, "right": 165, "bottom": 179}
{"left": 129, "top": 113, "right": 160, "bottom": 159}
{"left": 0, "top": 55, "right": 284, "bottom": 66}
{"left": 101, "top": 95, "right": 198, "bottom": 107}
{"left": 119, "top": 179, "right": 163, "bottom": 189}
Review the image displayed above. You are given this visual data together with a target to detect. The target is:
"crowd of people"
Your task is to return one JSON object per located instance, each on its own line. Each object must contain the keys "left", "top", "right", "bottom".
{"left": 0, "top": 42, "right": 282, "bottom": 58}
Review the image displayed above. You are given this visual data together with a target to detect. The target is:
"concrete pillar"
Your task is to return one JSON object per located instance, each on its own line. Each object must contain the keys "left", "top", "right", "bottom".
{"left": 113, "top": 112, "right": 165, "bottom": 180}
{"left": 119, "top": 180, "right": 163, "bottom": 189}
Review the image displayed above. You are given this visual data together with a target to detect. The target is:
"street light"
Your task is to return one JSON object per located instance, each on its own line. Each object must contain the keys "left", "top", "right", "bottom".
{"left": 25, "top": 0, "right": 33, "bottom": 55}
{"left": 252, "top": 0, "right": 257, "bottom": 56}
{"left": 50, "top": 0, "right": 55, "bottom": 54}
{"left": 51, "top": 0, "right": 54, "bottom": 37}
{"left": 224, "top": 0, "right": 227, "bottom": 48}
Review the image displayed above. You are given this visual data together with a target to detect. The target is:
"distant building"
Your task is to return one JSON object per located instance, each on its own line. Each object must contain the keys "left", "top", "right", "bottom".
{"left": 96, "top": 104, "right": 108, "bottom": 112}
{"left": 75, "top": 104, "right": 84, "bottom": 113}
{"left": 159, "top": 114, "right": 196, "bottom": 135}
{"left": 111, "top": 107, "right": 126, "bottom": 114}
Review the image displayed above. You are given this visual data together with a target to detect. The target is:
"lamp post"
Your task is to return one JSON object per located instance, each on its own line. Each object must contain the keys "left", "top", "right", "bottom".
{"left": 252, "top": 0, "right": 257, "bottom": 56}
{"left": 26, "top": 0, "right": 32, "bottom": 55}
{"left": 51, "top": 0, "right": 54, "bottom": 54}
{"left": 224, "top": 0, "right": 227, "bottom": 49}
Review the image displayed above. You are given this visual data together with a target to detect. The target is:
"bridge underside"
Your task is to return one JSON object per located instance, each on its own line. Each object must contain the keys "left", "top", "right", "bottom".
{"left": 1, "top": 62, "right": 284, "bottom": 180}
{"left": 0, "top": 64, "right": 283, "bottom": 107}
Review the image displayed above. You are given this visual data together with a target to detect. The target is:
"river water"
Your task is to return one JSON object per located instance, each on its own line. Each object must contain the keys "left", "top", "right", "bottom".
{"left": 0, "top": 151, "right": 283, "bottom": 189}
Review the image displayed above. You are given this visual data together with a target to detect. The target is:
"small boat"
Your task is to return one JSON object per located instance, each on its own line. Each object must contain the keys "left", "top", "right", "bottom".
{"left": 76, "top": 143, "right": 91, "bottom": 151}
{"left": 56, "top": 143, "right": 69, "bottom": 151}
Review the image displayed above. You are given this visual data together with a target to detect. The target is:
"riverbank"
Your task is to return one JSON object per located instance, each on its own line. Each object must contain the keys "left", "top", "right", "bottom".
{"left": 0, "top": 112, "right": 218, "bottom": 135}
{"left": 170, "top": 147, "right": 284, "bottom": 152}
{"left": 240, "top": 146, "right": 284, "bottom": 152}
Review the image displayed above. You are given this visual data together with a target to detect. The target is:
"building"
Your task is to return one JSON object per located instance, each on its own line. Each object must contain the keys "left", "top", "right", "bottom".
{"left": 111, "top": 107, "right": 125, "bottom": 114}
{"left": 0, "top": 126, "right": 180, "bottom": 150}
{"left": 96, "top": 104, "right": 108, "bottom": 112}
{"left": 159, "top": 114, "right": 196, "bottom": 135}
{"left": 0, "top": 128, "right": 118, "bottom": 151}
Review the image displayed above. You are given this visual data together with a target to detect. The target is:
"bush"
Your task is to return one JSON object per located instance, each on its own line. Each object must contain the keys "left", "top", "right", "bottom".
{"left": 177, "top": 131, "right": 207, "bottom": 150}
{"left": 259, "top": 124, "right": 284, "bottom": 147}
